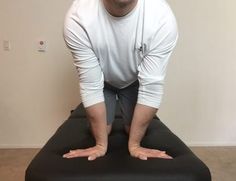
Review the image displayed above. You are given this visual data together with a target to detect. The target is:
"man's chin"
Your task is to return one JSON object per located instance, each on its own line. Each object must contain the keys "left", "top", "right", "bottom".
{"left": 112, "top": 0, "right": 136, "bottom": 8}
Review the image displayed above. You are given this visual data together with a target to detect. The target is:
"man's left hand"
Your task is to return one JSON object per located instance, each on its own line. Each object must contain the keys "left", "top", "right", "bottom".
{"left": 129, "top": 145, "right": 173, "bottom": 160}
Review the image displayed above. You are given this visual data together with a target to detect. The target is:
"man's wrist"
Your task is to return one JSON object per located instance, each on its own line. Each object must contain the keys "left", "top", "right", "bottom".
{"left": 95, "top": 134, "right": 108, "bottom": 149}
{"left": 128, "top": 141, "right": 140, "bottom": 149}
{"left": 96, "top": 142, "right": 108, "bottom": 150}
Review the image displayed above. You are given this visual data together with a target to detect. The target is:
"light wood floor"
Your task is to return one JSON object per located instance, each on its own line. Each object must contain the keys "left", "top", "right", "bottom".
{"left": 0, "top": 147, "right": 235, "bottom": 181}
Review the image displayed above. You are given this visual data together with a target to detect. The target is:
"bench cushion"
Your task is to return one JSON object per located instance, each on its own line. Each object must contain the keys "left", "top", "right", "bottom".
{"left": 25, "top": 102, "right": 211, "bottom": 181}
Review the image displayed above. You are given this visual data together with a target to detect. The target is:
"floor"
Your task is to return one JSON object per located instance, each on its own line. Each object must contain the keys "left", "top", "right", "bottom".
{"left": 0, "top": 147, "right": 235, "bottom": 181}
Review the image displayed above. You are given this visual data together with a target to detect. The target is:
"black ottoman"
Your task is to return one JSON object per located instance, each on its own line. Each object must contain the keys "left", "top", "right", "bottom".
{"left": 25, "top": 102, "right": 211, "bottom": 181}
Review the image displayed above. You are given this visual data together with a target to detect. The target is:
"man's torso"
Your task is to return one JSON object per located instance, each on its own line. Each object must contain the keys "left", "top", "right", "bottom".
{"left": 66, "top": 0, "right": 174, "bottom": 88}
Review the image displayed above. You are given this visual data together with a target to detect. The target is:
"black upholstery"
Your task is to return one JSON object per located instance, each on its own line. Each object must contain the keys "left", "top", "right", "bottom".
{"left": 25, "top": 102, "right": 211, "bottom": 181}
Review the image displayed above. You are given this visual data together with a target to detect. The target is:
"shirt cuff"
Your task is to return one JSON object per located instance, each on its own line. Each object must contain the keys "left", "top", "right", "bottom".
{"left": 137, "top": 93, "right": 163, "bottom": 109}
{"left": 81, "top": 92, "right": 105, "bottom": 108}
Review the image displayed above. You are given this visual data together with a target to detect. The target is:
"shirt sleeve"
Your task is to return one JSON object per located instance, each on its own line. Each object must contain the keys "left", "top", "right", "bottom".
{"left": 63, "top": 16, "right": 104, "bottom": 108}
{"left": 137, "top": 12, "right": 179, "bottom": 109}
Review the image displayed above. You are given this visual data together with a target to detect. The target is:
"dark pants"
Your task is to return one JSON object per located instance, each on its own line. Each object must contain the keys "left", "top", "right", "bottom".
{"left": 103, "top": 80, "right": 139, "bottom": 126}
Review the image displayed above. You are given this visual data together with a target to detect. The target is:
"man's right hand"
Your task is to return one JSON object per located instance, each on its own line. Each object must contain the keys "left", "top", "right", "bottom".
{"left": 63, "top": 144, "right": 107, "bottom": 161}
{"left": 62, "top": 102, "right": 108, "bottom": 161}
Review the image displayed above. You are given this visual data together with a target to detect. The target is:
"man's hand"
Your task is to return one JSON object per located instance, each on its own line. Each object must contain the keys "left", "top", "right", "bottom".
{"left": 129, "top": 145, "right": 173, "bottom": 160}
{"left": 128, "top": 103, "right": 174, "bottom": 160}
{"left": 63, "top": 144, "right": 107, "bottom": 161}
{"left": 63, "top": 102, "right": 108, "bottom": 161}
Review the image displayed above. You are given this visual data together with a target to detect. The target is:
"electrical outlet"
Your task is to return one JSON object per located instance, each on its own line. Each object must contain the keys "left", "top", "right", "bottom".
{"left": 3, "top": 40, "right": 11, "bottom": 51}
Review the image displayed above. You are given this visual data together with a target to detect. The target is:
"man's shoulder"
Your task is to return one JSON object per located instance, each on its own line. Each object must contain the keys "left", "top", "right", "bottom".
{"left": 145, "top": 0, "right": 175, "bottom": 19}
{"left": 144, "top": 0, "right": 177, "bottom": 34}
{"left": 65, "top": 0, "right": 99, "bottom": 26}
{"left": 143, "top": 0, "right": 178, "bottom": 52}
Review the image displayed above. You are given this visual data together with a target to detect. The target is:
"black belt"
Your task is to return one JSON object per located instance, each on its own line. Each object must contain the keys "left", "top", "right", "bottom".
{"left": 104, "top": 80, "right": 139, "bottom": 92}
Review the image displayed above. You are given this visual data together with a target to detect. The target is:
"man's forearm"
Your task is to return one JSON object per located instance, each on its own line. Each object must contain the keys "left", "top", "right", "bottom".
{"left": 85, "top": 102, "right": 108, "bottom": 148}
{"left": 128, "top": 103, "right": 158, "bottom": 148}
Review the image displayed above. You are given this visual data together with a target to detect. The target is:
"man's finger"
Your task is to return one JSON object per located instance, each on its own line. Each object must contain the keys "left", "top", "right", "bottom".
{"left": 64, "top": 150, "right": 83, "bottom": 156}
{"left": 70, "top": 148, "right": 92, "bottom": 153}
{"left": 144, "top": 151, "right": 173, "bottom": 159}
{"left": 158, "top": 151, "right": 173, "bottom": 159}
{"left": 138, "top": 154, "right": 147, "bottom": 160}
{"left": 147, "top": 154, "right": 173, "bottom": 159}
{"left": 88, "top": 154, "right": 97, "bottom": 161}
{"left": 63, "top": 150, "right": 92, "bottom": 158}
{"left": 160, "top": 154, "right": 173, "bottom": 159}
{"left": 145, "top": 148, "right": 166, "bottom": 154}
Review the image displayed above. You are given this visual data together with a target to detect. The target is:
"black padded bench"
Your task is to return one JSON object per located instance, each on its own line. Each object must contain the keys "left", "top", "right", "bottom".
{"left": 25, "top": 102, "right": 211, "bottom": 181}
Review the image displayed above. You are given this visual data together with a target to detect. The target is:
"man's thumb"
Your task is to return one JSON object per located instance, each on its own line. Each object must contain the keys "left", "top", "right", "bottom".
{"left": 88, "top": 155, "right": 96, "bottom": 161}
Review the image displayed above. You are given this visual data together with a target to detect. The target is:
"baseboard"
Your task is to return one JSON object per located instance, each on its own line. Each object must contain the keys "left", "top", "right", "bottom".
{"left": 186, "top": 142, "right": 236, "bottom": 147}
{"left": 0, "top": 141, "right": 235, "bottom": 149}
{"left": 0, "top": 144, "right": 43, "bottom": 149}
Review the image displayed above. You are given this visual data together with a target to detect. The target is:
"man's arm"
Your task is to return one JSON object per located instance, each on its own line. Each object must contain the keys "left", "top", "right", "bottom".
{"left": 128, "top": 3, "right": 179, "bottom": 160}
{"left": 63, "top": 102, "right": 108, "bottom": 160}
{"left": 62, "top": 13, "right": 107, "bottom": 160}
{"left": 128, "top": 104, "right": 157, "bottom": 148}
{"left": 128, "top": 104, "right": 173, "bottom": 160}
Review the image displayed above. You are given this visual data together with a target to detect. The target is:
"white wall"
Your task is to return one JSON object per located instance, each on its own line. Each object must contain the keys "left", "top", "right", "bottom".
{"left": 0, "top": 0, "right": 235, "bottom": 148}
{"left": 0, "top": 0, "right": 79, "bottom": 148}
{"left": 159, "top": 0, "right": 236, "bottom": 146}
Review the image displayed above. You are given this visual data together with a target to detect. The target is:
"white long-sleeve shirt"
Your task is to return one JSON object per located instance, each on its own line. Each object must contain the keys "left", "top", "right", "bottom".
{"left": 63, "top": 0, "right": 178, "bottom": 109}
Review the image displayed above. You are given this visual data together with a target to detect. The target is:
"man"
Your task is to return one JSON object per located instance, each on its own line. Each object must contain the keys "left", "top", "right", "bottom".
{"left": 62, "top": 0, "right": 178, "bottom": 161}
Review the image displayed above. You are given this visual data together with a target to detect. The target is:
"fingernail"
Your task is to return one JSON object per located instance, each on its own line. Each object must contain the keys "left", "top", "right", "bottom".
{"left": 141, "top": 156, "right": 147, "bottom": 160}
